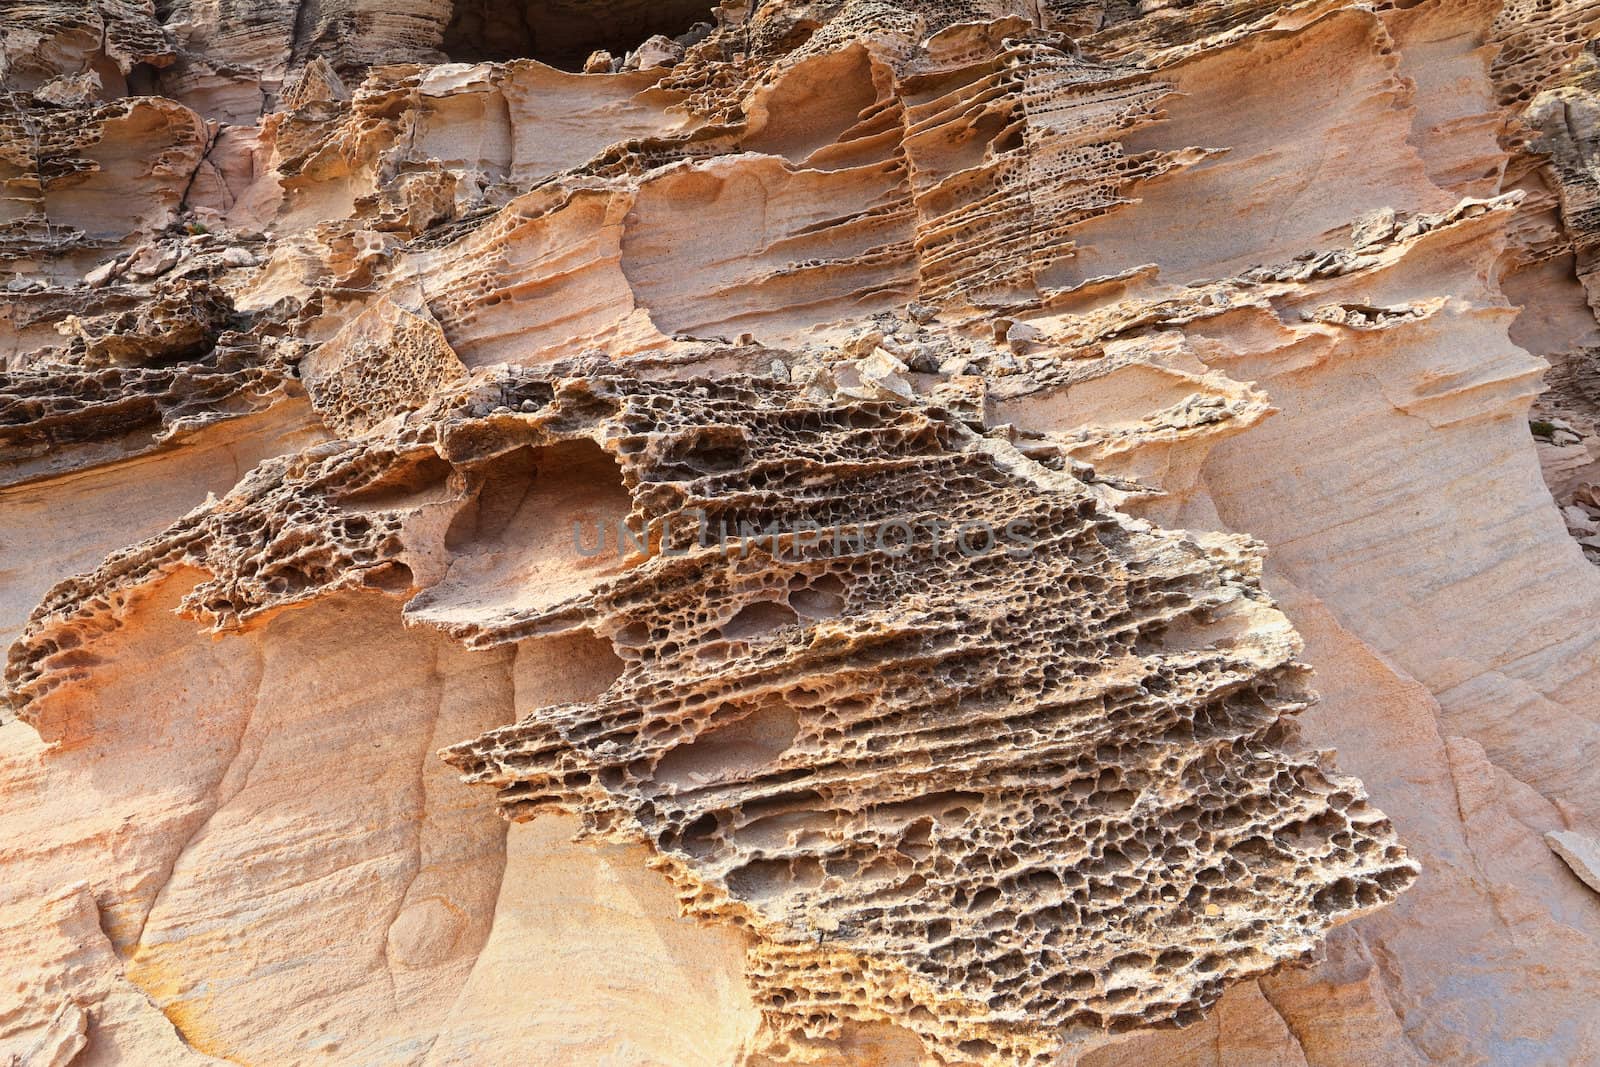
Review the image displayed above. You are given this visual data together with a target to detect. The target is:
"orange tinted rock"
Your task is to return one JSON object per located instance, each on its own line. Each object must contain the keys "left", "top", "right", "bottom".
{"left": 4, "top": 0, "right": 1600, "bottom": 1063}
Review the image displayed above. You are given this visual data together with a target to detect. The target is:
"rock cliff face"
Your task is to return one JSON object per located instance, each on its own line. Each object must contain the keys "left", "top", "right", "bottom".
{"left": 2, "top": 1, "right": 1599, "bottom": 1064}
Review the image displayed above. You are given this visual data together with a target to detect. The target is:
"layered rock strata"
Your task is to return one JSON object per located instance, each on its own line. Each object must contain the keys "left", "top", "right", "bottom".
{"left": 2, "top": 0, "right": 1600, "bottom": 1064}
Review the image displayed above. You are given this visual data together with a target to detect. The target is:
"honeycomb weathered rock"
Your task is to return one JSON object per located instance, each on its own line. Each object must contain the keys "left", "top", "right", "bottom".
{"left": 4, "top": 0, "right": 1600, "bottom": 1063}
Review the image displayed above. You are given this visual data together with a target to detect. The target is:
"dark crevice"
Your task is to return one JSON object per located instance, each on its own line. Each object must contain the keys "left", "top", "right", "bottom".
{"left": 440, "top": 0, "right": 718, "bottom": 70}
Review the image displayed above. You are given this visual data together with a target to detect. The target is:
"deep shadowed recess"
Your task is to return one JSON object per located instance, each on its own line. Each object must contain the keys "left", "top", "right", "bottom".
{"left": 442, "top": 0, "right": 718, "bottom": 70}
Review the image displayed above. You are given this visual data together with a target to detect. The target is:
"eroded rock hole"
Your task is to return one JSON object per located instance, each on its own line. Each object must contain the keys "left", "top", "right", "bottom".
{"left": 126, "top": 62, "right": 161, "bottom": 96}
{"left": 514, "top": 629, "right": 626, "bottom": 709}
{"left": 361, "top": 561, "right": 415, "bottom": 593}
{"left": 408, "top": 439, "right": 634, "bottom": 625}
{"left": 445, "top": 447, "right": 538, "bottom": 548}
{"left": 655, "top": 702, "right": 802, "bottom": 789}
{"left": 339, "top": 454, "right": 455, "bottom": 511}
{"left": 440, "top": 0, "right": 719, "bottom": 71}
{"left": 787, "top": 573, "right": 847, "bottom": 620}
{"left": 725, "top": 854, "right": 823, "bottom": 902}
{"left": 720, "top": 600, "right": 800, "bottom": 641}
{"left": 446, "top": 439, "right": 630, "bottom": 559}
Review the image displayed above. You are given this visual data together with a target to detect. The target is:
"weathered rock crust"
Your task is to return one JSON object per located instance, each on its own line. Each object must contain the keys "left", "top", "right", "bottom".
{"left": 3, "top": 0, "right": 1600, "bottom": 1064}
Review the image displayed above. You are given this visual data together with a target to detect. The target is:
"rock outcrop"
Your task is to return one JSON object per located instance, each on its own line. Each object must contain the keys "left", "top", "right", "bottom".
{"left": 2, "top": 1, "right": 1599, "bottom": 1064}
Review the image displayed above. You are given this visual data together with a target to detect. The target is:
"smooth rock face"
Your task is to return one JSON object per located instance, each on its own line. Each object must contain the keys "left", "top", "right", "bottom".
{"left": 2, "top": 1, "right": 1599, "bottom": 1065}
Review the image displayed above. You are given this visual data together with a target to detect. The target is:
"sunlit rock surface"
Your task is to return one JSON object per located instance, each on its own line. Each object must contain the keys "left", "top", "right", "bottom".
{"left": 2, "top": 0, "right": 1599, "bottom": 1064}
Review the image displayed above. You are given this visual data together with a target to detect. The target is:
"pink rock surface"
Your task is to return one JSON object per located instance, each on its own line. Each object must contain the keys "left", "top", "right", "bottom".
{"left": 3, "top": 1, "right": 1599, "bottom": 1063}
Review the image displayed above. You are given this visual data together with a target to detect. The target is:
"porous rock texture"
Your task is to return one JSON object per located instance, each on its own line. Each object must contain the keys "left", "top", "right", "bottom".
{"left": 2, "top": 1, "right": 1599, "bottom": 1065}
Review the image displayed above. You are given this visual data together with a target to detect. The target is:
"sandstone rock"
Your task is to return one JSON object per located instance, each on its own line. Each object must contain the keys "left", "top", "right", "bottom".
{"left": 3, "top": 0, "right": 1600, "bottom": 1065}
{"left": 298, "top": 291, "right": 467, "bottom": 436}
{"left": 1548, "top": 831, "right": 1600, "bottom": 895}
{"left": 20, "top": 1001, "right": 88, "bottom": 1067}
{"left": 622, "top": 34, "right": 685, "bottom": 72}
{"left": 1564, "top": 505, "right": 1600, "bottom": 535}
{"left": 1350, "top": 208, "right": 1399, "bottom": 249}
{"left": 82, "top": 259, "right": 119, "bottom": 288}
{"left": 1005, "top": 321, "right": 1044, "bottom": 348}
